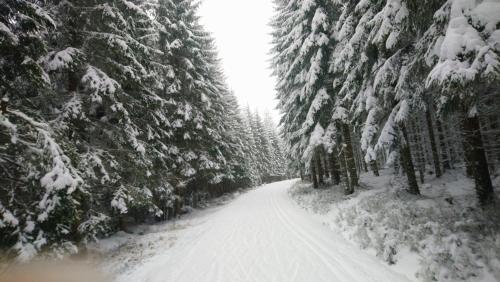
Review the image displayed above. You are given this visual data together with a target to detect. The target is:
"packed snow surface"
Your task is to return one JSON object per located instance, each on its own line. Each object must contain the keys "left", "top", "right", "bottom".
{"left": 103, "top": 180, "right": 409, "bottom": 282}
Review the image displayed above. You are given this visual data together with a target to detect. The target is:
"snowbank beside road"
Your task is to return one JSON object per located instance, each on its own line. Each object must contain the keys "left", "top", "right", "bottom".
{"left": 290, "top": 170, "right": 500, "bottom": 282}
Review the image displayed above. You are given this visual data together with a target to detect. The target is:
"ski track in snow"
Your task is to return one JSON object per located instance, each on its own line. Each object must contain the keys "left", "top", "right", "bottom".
{"left": 115, "top": 180, "right": 410, "bottom": 282}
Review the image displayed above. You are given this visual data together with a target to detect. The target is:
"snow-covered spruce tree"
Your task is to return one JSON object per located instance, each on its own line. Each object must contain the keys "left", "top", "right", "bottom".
{"left": 46, "top": 0, "right": 175, "bottom": 232}
{"left": 122, "top": 0, "right": 181, "bottom": 220}
{"left": 241, "top": 106, "right": 262, "bottom": 185}
{"left": 250, "top": 109, "right": 273, "bottom": 182}
{"left": 219, "top": 91, "right": 255, "bottom": 189}
{"left": 331, "top": 0, "right": 423, "bottom": 194}
{"left": 369, "top": 0, "right": 427, "bottom": 194}
{"left": 271, "top": 0, "right": 342, "bottom": 188}
{"left": 424, "top": 0, "right": 500, "bottom": 205}
{"left": 157, "top": 0, "right": 243, "bottom": 202}
{"left": 200, "top": 46, "right": 252, "bottom": 194}
{"left": 262, "top": 112, "right": 278, "bottom": 177}
{"left": 0, "top": 0, "right": 85, "bottom": 260}
{"left": 398, "top": 0, "right": 450, "bottom": 179}
{"left": 330, "top": 0, "right": 380, "bottom": 186}
{"left": 243, "top": 107, "right": 261, "bottom": 181}
{"left": 271, "top": 0, "right": 318, "bottom": 184}
{"left": 263, "top": 112, "right": 288, "bottom": 178}
{"left": 271, "top": 0, "right": 303, "bottom": 175}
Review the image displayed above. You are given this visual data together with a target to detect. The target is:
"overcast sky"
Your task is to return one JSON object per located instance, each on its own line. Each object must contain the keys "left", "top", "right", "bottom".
{"left": 198, "top": 0, "right": 281, "bottom": 124}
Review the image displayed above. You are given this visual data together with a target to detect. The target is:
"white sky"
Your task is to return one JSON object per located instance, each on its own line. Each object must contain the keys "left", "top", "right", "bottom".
{"left": 198, "top": 0, "right": 281, "bottom": 124}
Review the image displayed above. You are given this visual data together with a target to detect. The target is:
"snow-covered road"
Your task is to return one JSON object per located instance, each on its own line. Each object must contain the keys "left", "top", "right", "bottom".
{"left": 115, "top": 180, "right": 409, "bottom": 282}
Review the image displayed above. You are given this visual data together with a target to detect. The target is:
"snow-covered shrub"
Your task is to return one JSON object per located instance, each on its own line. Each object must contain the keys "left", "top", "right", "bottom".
{"left": 290, "top": 170, "right": 500, "bottom": 281}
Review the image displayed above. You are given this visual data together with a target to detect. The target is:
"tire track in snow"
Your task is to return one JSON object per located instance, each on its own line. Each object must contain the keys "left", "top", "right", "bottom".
{"left": 278, "top": 185, "right": 404, "bottom": 282}
{"left": 269, "top": 185, "right": 351, "bottom": 281}
{"left": 264, "top": 194, "right": 288, "bottom": 281}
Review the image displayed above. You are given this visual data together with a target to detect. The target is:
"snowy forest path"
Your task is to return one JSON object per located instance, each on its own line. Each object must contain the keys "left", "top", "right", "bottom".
{"left": 115, "top": 180, "right": 409, "bottom": 282}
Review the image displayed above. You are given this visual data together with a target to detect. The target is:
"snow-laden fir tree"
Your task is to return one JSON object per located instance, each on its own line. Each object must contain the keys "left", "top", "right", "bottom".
{"left": 0, "top": 0, "right": 84, "bottom": 260}
{"left": 272, "top": 0, "right": 343, "bottom": 188}
{"left": 263, "top": 111, "right": 288, "bottom": 178}
{"left": 423, "top": 0, "right": 500, "bottom": 205}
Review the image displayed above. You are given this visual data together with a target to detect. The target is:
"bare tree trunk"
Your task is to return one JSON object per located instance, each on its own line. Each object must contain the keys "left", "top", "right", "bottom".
{"left": 462, "top": 140, "right": 475, "bottom": 178}
{"left": 437, "top": 118, "right": 451, "bottom": 171}
{"left": 316, "top": 149, "right": 324, "bottom": 185}
{"left": 339, "top": 149, "right": 353, "bottom": 195}
{"left": 462, "top": 115, "right": 494, "bottom": 206}
{"left": 400, "top": 125, "right": 420, "bottom": 195}
{"left": 311, "top": 158, "right": 318, "bottom": 189}
{"left": 321, "top": 148, "right": 330, "bottom": 180}
{"left": 425, "top": 107, "right": 442, "bottom": 177}
{"left": 491, "top": 116, "right": 500, "bottom": 163}
{"left": 359, "top": 140, "right": 366, "bottom": 174}
{"left": 481, "top": 116, "right": 496, "bottom": 173}
{"left": 353, "top": 136, "right": 364, "bottom": 174}
{"left": 329, "top": 150, "right": 341, "bottom": 185}
{"left": 412, "top": 118, "right": 426, "bottom": 184}
{"left": 370, "top": 160, "right": 380, "bottom": 177}
{"left": 342, "top": 123, "right": 359, "bottom": 188}
{"left": 360, "top": 143, "right": 368, "bottom": 174}
{"left": 381, "top": 145, "right": 387, "bottom": 168}
{"left": 444, "top": 118, "right": 457, "bottom": 169}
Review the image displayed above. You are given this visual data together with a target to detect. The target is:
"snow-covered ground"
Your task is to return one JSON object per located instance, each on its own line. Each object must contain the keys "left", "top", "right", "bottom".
{"left": 91, "top": 180, "right": 410, "bottom": 282}
{"left": 290, "top": 170, "right": 500, "bottom": 282}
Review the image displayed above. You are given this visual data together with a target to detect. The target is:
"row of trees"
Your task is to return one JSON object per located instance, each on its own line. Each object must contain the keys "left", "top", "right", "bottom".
{"left": 0, "top": 0, "right": 286, "bottom": 261}
{"left": 243, "top": 107, "right": 289, "bottom": 184}
{"left": 271, "top": 0, "right": 499, "bottom": 203}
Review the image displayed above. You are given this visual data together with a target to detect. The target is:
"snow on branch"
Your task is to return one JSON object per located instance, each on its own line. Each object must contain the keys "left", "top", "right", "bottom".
{"left": 43, "top": 47, "right": 84, "bottom": 72}
{"left": 426, "top": 0, "right": 500, "bottom": 90}
{"left": 7, "top": 110, "right": 83, "bottom": 221}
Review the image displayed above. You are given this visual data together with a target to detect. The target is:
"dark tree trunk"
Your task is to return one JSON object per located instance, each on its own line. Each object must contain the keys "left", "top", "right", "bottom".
{"left": 445, "top": 119, "right": 457, "bottom": 169}
{"left": 394, "top": 154, "right": 401, "bottom": 176}
{"left": 329, "top": 150, "right": 341, "bottom": 185}
{"left": 482, "top": 116, "right": 496, "bottom": 173}
{"left": 362, "top": 158, "right": 368, "bottom": 173}
{"left": 342, "top": 123, "right": 358, "bottom": 188}
{"left": 426, "top": 107, "right": 442, "bottom": 177}
{"left": 316, "top": 150, "right": 324, "bottom": 185}
{"left": 321, "top": 149, "right": 330, "bottom": 180}
{"left": 462, "top": 139, "right": 475, "bottom": 177}
{"left": 361, "top": 149, "right": 368, "bottom": 174}
{"left": 399, "top": 125, "right": 420, "bottom": 195}
{"left": 412, "top": 119, "right": 426, "bottom": 184}
{"left": 491, "top": 116, "right": 500, "bottom": 163}
{"left": 311, "top": 158, "right": 319, "bottom": 188}
{"left": 339, "top": 150, "right": 353, "bottom": 195}
{"left": 437, "top": 118, "right": 451, "bottom": 171}
{"left": 462, "top": 115, "right": 494, "bottom": 206}
{"left": 381, "top": 145, "right": 387, "bottom": 167}
{"left": 370, "top": 160, "right": 380, "bottom": 177}
{"left": 356, "top": 138, "right": 365, "bottom": 174}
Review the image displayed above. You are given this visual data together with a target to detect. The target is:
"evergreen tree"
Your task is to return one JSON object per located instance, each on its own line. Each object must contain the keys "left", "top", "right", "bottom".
{"left": 271, "top": 0, "right": 498, "bottom": 203}
{"left": 241, "top": 107, "right": 262, "bottom": 185}
{"left": 271, "top": 0, "right": 340, "bottom": 186}
{"left": 263, "top": 112, "right": 287, "bottom": 177}
{"left": 0, "top": 0, "right": 84, "bottom": 260}
{"left": 424, "top": 0, "right": 500, "bottom": 204}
